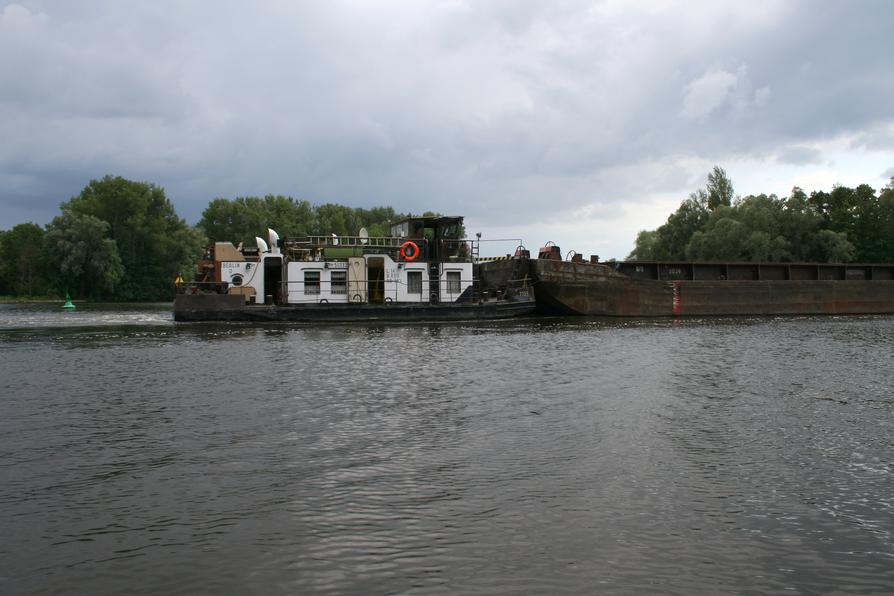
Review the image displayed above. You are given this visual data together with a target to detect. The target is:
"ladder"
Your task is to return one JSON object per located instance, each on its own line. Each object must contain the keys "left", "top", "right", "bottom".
{"left": 428, "top": 261, "right": 440, "bottom": 303}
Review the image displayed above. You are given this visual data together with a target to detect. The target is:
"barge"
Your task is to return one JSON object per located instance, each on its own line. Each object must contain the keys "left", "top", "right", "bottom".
{"left": 174, "top": 216, "right": 534, "bottom": 322}
{"left": 479, "top": 244, "right": 894, "bottom": 317}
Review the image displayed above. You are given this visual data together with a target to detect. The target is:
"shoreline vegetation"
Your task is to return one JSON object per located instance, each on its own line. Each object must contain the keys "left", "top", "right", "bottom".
{"left": 0, "top": 297, "right": 71, "bottom": 303}
{"left": 0, "top": 297, "right": 174, "bottom": 305}
{"left": 628, "top": 167, "right": 894, "bottom": 264}
{"left": 2, "top": 169, "right": 893, "bottom": 302}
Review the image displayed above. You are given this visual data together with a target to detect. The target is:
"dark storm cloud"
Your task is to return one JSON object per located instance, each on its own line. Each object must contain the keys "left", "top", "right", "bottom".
{"left": 1, "top": 0, "right": 893, "bottom": 235}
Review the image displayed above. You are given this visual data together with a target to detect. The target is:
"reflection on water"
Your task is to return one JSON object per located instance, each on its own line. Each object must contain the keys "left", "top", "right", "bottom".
{"left": 1, "top": 304, "right": 893, "bottom": 594}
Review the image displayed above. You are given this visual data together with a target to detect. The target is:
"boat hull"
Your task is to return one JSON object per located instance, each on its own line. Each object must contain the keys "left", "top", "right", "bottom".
{"left": 534, "top": 277, "right": 894, "bottom": 316}
{"left": 173, "top": 293, "right": 536, "bottom": 322}
{"left": 481, "top": 258, "right": 894, "bottom": 317}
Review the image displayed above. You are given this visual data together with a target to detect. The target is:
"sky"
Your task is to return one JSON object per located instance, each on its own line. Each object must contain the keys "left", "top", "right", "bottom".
{"left": 1, "top": 0, "right": 893, "bottom": 259}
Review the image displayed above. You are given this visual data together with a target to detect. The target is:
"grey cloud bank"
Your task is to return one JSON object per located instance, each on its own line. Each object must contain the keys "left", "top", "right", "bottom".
{"left": 1, "top": 0, "right": 893, "bottom": 258}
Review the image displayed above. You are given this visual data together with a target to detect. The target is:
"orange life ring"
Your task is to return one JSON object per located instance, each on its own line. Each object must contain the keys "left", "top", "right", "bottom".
{"left": 400, "top": 241, "right": 420, "bottom": 261}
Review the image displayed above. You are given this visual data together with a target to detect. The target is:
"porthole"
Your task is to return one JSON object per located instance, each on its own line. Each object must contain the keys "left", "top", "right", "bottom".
{"left": 231, "top": 274, "right": 244, "bottom": 286}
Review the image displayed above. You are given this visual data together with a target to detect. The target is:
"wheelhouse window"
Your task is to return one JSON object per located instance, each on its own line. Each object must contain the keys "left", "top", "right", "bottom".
{"left": 446, "top": 271, "right": 461, "bottom": 294}
{"left": 331, "top": 270, "right": 347, "bottom": 294}
{"left": 407, "top": 271, "right": 422, "bottom": 294}
{"left": 304, "top": 270, "right": 320, "bottom": 294}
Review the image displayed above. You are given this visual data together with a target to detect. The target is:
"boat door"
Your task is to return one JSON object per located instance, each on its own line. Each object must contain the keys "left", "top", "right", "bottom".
{"left": 367, "top": 257, "right": 385, "bottom": 303}
{"left": 347, "top": 257, "right": 367, "bottom": 303}
{"left": 264, "top": 256, "right": 282, "bottom": 304}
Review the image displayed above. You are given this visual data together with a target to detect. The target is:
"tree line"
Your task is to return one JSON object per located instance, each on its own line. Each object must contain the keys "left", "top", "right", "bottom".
{"left": 629, "top": 166, "right": 894, "bottom": 263}
{"left": 0, "top": 176, "right": 407, "bottom": 301}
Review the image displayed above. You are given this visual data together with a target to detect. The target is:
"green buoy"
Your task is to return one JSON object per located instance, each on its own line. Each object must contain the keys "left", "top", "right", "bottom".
{"left": 62, "top": 293, "right": 76, "bottom": 310}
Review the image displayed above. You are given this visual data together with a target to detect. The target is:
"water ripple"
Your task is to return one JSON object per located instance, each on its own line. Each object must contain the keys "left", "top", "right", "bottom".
{"left": 1, "top": 308, "right": 893, "bottom": 594}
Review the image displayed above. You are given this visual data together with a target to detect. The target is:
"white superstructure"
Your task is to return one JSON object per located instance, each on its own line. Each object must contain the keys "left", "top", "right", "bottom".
{"left": 210, "top": 216, "right": 476, "bottom": 306}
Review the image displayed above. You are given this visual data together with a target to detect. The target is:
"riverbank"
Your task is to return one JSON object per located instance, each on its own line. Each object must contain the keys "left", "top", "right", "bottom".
{"left": 0, "top": 297, "right": 173, "bottom": 305}
{"left": 0, "top": 296, "right": 65, "bottom": 303}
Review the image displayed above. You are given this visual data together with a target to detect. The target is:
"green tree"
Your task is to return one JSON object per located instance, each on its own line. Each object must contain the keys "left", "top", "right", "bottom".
{"left": 809, "top": 229, "right": 856, "bottom": 263}
{"left": 199, "top": 195, "right": 314, "bottom": 243}
{"left": 44, "top": 212, "right": 124, "bottom": 299}
{"left": 63, "top": 176, "right": 203, "bottom": 300}
{"left": 706, "top": 165, "right": 734, "bottom": 210}
{"left": 0, "top": 223, "right": 49, "bottom": 296}
{"left": 266, "top": 195, "right": 313, "bottom": 237}
{"left": 686, "top": 217, "right": 749, "bottom": 260}
{"left": 627, "top": 229, "right": 660, "bottom": 260}
{"left": 741, "top": 230, "right": 793, "bottom": 262}
{"left": 635, "top": 195, "right": 709, "bottom": 259}
{"left": 628, "top": 166, "right": 732, "bottom": 260}
{"left": 627, "top": 171, "right": 883, "bottom": 263}
{"left": 805, "top": 183, "right": 889, "bottom": 262}
{"left": 777, "top": 187, "right": 821, "bottom": 260}
{"left": 359, "top": 206, "right": 402, "bottom": 237}
{"left": 199, "top": 197, "right": 406, "bottom": 244}
{"left": 874, "top": 181, "right": 894, "bottom": 262}
{"left": 849, "top": 184, "right": 887, "bottom": 262}
{"left": 312, "top": 203, "right": 356, "bottom": 236}
{"left": 684, "top": 192, "right": 854, "bottom": 262}
{"left": 727, "top": 194, "right": 793, "bottom": 261}
{"left": 198, "top": 198, "right": 252, "bottom": 243}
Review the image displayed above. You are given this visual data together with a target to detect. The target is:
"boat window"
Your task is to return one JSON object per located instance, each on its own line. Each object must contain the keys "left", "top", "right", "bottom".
{"left": 407, "top": 271, "right": 422, "bottom": 294}
{"left": 231, "top": 274, "right": 243, "bottom": 287}
{"left": 304, "top": 270, "right": 320, "bottom": 294}
{"left": 331, "top": 270, "right": 347, "bottom": 294}
{"left": 446, "top": 271, "right": 461, "bottom": 294}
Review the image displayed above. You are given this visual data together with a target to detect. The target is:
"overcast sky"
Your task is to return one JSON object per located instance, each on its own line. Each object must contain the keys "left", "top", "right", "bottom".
{"left": 2, "top": 0, "right": 893, "bottom": 258}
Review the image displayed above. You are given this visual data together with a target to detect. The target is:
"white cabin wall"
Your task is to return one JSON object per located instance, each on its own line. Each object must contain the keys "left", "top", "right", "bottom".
{"left": 285, "top": 262, "right": 350, "bottom": 304}
{"left": 378, "top": 255, "right": 409, "bottom": 303}
{"left": 440, "top": 263, "right": 473, "bottom": 302}
{"left": 283, "top": 257, "right": 470, "bottom": 304}
{"left": 220, "top": 260, "right": 264, "bottom": 302}
{"left": 394, "top": 262, "right": 429, "bottom": 303}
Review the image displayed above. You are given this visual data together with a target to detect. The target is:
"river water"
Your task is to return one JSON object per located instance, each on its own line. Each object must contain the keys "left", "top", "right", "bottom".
{"left": 1, "top": 303, "right": 892, "bottom": 595}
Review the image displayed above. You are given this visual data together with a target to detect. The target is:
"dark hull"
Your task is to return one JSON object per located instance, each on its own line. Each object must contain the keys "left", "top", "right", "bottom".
{"left": 173, "top": 293, "right": 536, "bottom": 322}
{"left": 480, "top": 258, "right": 894, "bottom": 317}
{"left": 534, "top": 278, "right": 894, "bottom": 316}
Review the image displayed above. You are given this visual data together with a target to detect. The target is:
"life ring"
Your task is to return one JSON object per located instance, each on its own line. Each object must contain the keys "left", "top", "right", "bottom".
{"left": 400, "top": 241, "right": 420, "bottom": 261}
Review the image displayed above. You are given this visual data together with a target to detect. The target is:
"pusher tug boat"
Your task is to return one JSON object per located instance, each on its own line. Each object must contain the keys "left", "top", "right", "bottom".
{"left": 174, "top": 215, "right": 535, "bottom": 322}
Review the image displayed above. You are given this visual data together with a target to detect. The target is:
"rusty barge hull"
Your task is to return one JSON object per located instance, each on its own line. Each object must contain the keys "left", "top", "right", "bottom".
{"left": 479, "top": 258, "right": 894, "bottom": 317}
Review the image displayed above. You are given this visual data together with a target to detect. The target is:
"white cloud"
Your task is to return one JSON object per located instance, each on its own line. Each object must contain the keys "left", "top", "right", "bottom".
{"left": 680, "top": 68, "right": 739, "bottom": 120}
{"left": 1, "top": 2, "right": 44, "bottom": 27}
